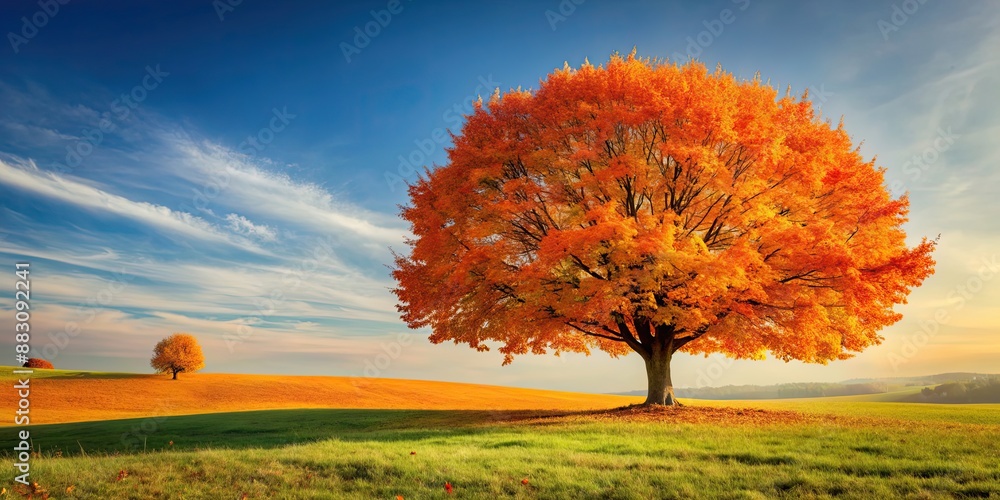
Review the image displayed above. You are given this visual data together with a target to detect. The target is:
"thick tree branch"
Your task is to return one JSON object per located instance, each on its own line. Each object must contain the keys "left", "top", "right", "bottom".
{"left": 569, "top": 254, "right": 607, "bottom": 280}
{"left": 565, "top": 321, "right": 625, "bottom": 342}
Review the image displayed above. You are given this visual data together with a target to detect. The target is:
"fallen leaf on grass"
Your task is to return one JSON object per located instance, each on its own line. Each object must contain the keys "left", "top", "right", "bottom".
{"left": 115, "top": 470, "right": 129, "bottom": 482}
{"left": 66, "top": 485, "right": 76, "bottom": 493}
{"left": 521, "top": 478, "right": 529, "bottom": 485}
{"left": 16, "top": 482, "right": 50, "bottom": 500}
{"left": 445, "top": 482, "right": 453, "bottom": 494}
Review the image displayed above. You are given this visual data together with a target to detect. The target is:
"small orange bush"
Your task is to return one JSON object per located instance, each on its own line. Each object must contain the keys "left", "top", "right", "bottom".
{"left": 23, "top": 358, "right": 54, "bottom": 369}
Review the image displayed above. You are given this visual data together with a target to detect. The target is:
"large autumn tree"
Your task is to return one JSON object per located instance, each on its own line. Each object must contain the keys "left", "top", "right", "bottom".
{"left": 392, "top": 53, "right": 936, "bottom": 405}
{"left": 151, "top": 333, "right": 205, "bottom": 380}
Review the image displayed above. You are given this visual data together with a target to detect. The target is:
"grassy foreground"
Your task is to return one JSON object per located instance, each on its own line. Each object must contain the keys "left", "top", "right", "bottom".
{"left": 2, "top": 403, "right": 999, "bottom": 499}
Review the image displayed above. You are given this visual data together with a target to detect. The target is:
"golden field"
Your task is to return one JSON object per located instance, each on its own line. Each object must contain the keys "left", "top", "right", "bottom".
{"left": 0, "top": 367, "right": 641, "bottom": 425}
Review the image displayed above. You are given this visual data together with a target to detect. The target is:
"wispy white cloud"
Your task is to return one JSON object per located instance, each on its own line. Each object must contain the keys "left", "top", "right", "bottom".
{"left": 0, "top": 157, "right": 266, "bottom": 252}
{"left": 171, "top": 138, "right": 408, "bottom": 249}
{"left": 225, "top": 213, "right": 277, "bottom": 242}
{"left": 1, "top": 122, "right": 78, "bottom": 143}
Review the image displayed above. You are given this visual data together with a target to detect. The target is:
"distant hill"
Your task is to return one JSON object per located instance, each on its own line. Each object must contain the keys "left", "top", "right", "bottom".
{"left": 839, "top": 373, "right": 990, "bottom": 386}
{"left": 903, "top": 376, "right": 1000, "bottom": 404}
{"left": 614, "top": 373, "right": 1000, "bottom": 402}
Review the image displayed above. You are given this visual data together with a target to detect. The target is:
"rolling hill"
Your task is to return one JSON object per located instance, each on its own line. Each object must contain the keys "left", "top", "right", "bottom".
{"left": 0, "top": 367, "right": 641, "bottom": 425}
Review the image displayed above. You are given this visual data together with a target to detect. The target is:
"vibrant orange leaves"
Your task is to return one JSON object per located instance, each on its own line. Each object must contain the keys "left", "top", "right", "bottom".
{"left": 444, "top": 482, "right": 454, "bottom": 494}
{"left": 393, "top": 52, "right": 935, "bottom": 370}
{"left": 150, "top": 333, "right": 205, "bottom": 379}
{"left": 22, "top": 358, "right": 54, "bottom": 369}
{"left": 20, "top": 482, "right": 48, "bottom": 500}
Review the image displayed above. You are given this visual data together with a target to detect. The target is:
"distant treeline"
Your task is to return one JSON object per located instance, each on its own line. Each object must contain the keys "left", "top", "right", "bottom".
{"left": 675, "top": 382, "right": 888, "bottom": 400}
{"left": 843, "top": 372, "right": 990, "bottom": 386}
{"left": 908, "top": 376, "right": 1000, "bottom": 404}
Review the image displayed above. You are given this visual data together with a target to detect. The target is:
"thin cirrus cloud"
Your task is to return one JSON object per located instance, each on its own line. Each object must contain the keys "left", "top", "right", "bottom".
{"left": 0, "top": 235, "right": 401, "bottom": 324}
{"left": 169, "top": 138, "right": 408, "bottom": 249}
{"left": 0, "top": 156, "right": 266, "bottom": 252}
{"left": 225, "top": 213, "right": 277, "bottom": 242}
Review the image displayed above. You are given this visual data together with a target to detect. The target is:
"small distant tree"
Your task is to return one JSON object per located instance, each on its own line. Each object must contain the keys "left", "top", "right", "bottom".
{"left": 150, "top": 333, "right": 205, "bottom": 380}
{"left": 23, "top": 358, "right": 54, "bottom": 369}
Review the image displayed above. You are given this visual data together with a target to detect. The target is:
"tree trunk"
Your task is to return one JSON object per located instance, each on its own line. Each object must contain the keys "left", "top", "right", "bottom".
{"left": 172, "top": 369, "right": 178, "bottom": 380}
{"left": 643, "top": 347, "right": 678, "bottom": 406}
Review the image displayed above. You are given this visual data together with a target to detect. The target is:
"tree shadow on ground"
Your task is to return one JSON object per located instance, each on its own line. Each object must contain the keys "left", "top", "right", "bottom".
{"left": 3, "top": 404, "right": 808, "bottom": 458}
{"left": 0, "top": 408, "right": 591, "bottom": 457}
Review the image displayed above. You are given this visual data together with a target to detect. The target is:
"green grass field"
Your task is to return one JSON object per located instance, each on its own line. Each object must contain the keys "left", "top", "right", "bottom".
{"left": 3, "top": 398, "right": 999, "bottom": 499}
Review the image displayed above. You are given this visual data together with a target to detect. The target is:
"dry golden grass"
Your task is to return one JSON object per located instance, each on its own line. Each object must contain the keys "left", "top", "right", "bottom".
{"left": 0, "top": 371, "right": 641, "bottom": 425}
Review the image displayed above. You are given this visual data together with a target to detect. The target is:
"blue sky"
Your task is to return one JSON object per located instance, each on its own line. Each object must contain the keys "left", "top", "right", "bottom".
{"left": 1, "top": 0, "right": 998, "bottom": 392}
